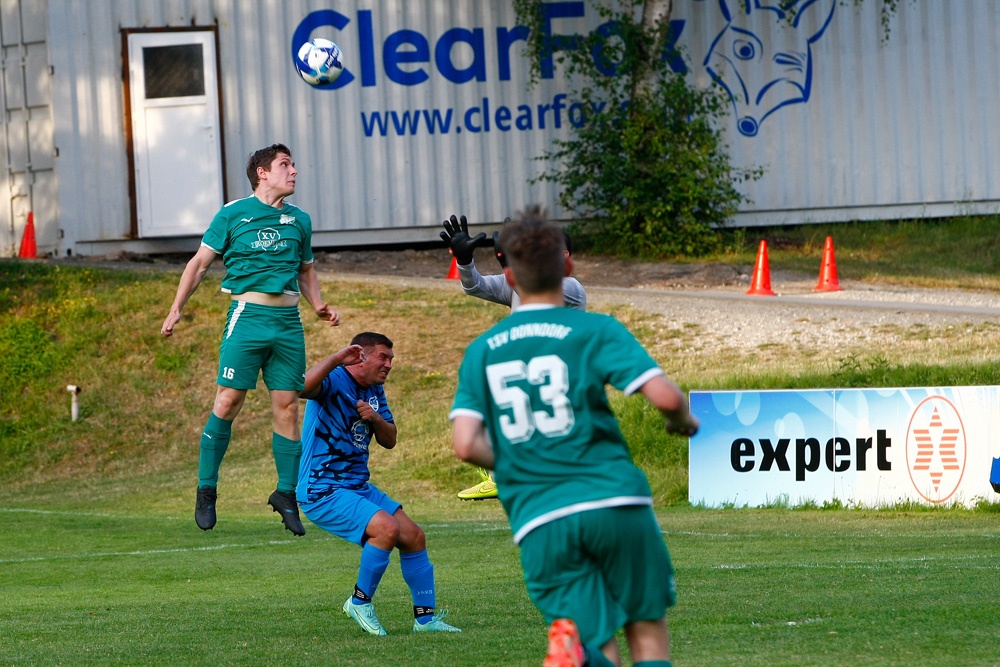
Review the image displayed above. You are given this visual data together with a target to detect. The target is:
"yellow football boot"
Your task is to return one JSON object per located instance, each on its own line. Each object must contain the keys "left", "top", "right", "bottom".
{"left": 457, "top": 467, "right": 498, "bottom": 500}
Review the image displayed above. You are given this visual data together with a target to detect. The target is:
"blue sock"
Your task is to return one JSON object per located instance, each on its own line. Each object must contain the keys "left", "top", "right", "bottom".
{"left": 197, "top": 413, "right": 232, "bottom": 488}
{"left": 990, "top": 457, "right": 1000, "bottom": 493}
{"left": 354, "top": 543, "right": 391, "bottom": 604}
{"left": 400, "top": 550, "right": 435, "bottom": 623}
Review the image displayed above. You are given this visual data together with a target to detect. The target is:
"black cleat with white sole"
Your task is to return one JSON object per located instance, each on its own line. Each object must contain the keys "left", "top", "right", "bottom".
{"left": 195, "top": 485, "right": 217, "bottom": 530}
{"left": 268, "top": 490, "right": 305, "bottom": 536}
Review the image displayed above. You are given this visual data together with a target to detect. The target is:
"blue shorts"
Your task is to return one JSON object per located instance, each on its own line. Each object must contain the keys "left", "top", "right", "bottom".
{"left": 300, "top": 483, "right": 402, "bottom": 546}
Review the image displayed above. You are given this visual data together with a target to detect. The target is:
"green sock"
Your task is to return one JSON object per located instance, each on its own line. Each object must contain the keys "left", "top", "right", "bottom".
{"left": 272, "top": 433, "right": 302, "bottom": 494}
{"left": 583, "top": 645, "right": 616, "bottom": 667}
{"left": 197, "top": 413, "right": 232, "bottom": 487}
{"left": 634, "top": 661, "right": 672, "bottom": 667}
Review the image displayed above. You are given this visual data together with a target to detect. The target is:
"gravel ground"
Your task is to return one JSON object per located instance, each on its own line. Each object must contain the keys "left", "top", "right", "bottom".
{"left": 57, "top": 246, "right": 1000, "bottom": 365}
{"left": 300, "top": 248, "right": 1000, "bottom": 361}
{"left": 585, "top": 279, "right": 1000, "bottom": 355}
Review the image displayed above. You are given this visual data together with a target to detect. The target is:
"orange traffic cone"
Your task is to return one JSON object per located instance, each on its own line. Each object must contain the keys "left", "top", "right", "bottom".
{"left": 18, "top": 212, "right": 37, "bottom": 259}
{"left": 745, "top": 240, "right": 775, "bottom": 296}
{"left": 446, "top": 254, "right": 460, "bottom": 280}
{"left": 813, "top": 236, "right": 842, "bottom": 292}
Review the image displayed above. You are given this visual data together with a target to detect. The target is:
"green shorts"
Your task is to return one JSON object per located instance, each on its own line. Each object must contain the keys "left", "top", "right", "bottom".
{"left": 217, "top": 301, "right": 305, "bottom": 391}
{"left": 518, "top": 505, "right": 676, "bottom": 649}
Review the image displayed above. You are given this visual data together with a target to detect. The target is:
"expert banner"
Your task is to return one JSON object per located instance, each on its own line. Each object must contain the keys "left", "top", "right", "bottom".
{"left": 689, "top": 386, "right": 1000, "bottom": 508}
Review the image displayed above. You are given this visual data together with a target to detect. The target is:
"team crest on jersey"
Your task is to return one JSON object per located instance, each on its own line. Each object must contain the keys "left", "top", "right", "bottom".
{"left": 368, "top": 396, "right": 379, "bottom": 411}
{"left": 251, "top": 227, "right": 288, "bottom": 252}
{"left": 350, "top": 418, "right": 370, "bottom": 452}
{"left": 279, "top": 214, "right": 296, "bottom": 225}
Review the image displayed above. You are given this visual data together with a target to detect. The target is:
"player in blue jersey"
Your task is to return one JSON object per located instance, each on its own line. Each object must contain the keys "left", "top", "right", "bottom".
{"left": 297, "top": 332, "right": 461, "bottom": 636}
{"left": 161, "top": 144, "right": 339, "bottom": 536}
{"left": 450, "top": 214, "right": 698, "bottom": 667}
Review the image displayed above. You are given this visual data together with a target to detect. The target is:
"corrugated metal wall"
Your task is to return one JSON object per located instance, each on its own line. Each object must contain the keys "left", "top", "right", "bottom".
{"left": 1, "top": 0, "right": 55, "bottom": 256}
{"left": 47, "top": 0, "right": 568, "bottom": 254}
{"left": 215, "top": 0, "right": 568, "bottom": 246}
{"left": 34, "top": 0, "right": 1000, "bottom": 255}
{"left": 48, "top": 0, "right": 221, "bottom": 256}
{"left": 676, "top": 0, "right": 1000, "bottom": 225}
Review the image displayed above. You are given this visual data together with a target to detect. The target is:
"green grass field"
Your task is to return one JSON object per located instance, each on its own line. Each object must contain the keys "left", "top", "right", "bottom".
{"left": 3, "top": 503, "right": 998, "bottom": 665}
{"left": 3, "top": 217, "right": 1000, "bottom": 665}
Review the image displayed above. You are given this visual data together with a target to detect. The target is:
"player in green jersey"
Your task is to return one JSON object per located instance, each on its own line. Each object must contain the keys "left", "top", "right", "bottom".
{"left": 449, "top": 213, "right": 698, "bottom": 667}
{"left": 161, "top": 143, "right": 339, "bottom": 536}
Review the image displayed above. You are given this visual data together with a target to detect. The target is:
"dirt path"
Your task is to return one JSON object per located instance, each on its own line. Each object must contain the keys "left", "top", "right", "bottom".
{"left": 56, "top": 245, "right": 1000, "bottom": 366}
{"left": 304, "top": 247, "right": 1000, "bottom": 373}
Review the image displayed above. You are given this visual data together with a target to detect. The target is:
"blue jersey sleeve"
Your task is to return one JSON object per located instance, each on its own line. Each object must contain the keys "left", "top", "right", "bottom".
{"left": 375, "top": 385, "right": 394, "bottom": 423}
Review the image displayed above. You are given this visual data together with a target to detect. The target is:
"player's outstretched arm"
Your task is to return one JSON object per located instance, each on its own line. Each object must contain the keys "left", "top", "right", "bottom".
{"left": 161, "top": 245, "right": 217, "bottom": 337}
{"left": 440, "top": 214, "right": 485, "bottom": 265}
{"left": 639, "top": 376, "right": 699, "bottom": 437}
{"left": 452, "top": 415, "right": 495, "bottom": 469}
{"left": 301, "top": 344, "right": 365, "bottom": 399}
{"left": 299, "top": 261, "right": 340, "bottom": 327}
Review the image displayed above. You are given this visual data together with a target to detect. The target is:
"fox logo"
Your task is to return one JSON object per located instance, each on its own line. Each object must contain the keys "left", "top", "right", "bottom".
{"left": 703, "top": 0, "right": 836, "bottom": 137}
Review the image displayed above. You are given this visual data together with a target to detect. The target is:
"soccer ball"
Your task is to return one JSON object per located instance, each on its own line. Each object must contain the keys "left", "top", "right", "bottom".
{"left": 294, "top": 38, "right": 344, "bottom": 87}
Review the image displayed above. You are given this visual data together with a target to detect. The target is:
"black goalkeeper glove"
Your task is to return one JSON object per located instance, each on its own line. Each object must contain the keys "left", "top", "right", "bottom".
{"left": 440, "top": 214, "right": 484, "bottom": 265}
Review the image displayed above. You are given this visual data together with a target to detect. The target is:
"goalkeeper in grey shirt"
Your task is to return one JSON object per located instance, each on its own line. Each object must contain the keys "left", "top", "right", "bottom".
{"left": 440, "top": 212, "right": 587, "bottom": 500}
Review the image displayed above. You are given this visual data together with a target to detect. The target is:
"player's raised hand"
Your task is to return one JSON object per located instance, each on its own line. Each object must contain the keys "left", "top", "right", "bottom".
{"left": 339, "top": 344, "right": 365, "bottom": 367}
{"left": 315, "top": 302, "right": 340, "bottom": 326}
{"left": 440, "top": 214, "right": 484, "bottom": 265}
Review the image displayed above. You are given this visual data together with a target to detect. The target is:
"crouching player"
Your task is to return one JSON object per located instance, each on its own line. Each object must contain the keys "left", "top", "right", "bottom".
{"left": 297, "top": 332, "right": 461, "bottom": 636}
{"left": 449, "top": 214, "right": 698, "bottom": 667}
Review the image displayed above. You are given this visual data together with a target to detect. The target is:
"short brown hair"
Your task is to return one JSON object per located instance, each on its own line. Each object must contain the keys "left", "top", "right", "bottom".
{"left": 351, "top": 332, "right": 393, "bottom": 349}
{"left": 498, "top": 208, "right": 566, "bottom": 295}
{"left": 246, "top": 143, "right": 291, "bottom": 189}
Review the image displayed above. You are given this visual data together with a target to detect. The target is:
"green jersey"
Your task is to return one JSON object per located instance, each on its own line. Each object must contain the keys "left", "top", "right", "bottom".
{"left": 201, "top": 195, "right": 315, "bottom": 295}
{"left": 450, "top": 304, "right": 664, "bottom": 544}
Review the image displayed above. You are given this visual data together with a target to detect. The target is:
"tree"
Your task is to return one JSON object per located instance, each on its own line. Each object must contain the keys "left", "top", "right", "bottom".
{"left": 512, "top": 0, "right": 903, "bottom": 258}
{"left": 514, "top": 0, "right": 757, "bottom": 257}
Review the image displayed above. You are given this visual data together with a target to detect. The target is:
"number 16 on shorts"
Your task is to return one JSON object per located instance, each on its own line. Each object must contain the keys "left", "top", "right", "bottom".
{"left": 222, "top": 367, "right": 235, "bottom": 380}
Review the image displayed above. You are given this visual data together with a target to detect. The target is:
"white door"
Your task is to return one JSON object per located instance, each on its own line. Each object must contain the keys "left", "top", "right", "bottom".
{"left": 127, "top": 31, "right": 223, "bottom": 237}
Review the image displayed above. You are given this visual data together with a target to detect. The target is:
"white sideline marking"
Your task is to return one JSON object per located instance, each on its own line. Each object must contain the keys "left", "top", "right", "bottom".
{"left": 709, "top": 553, "right": 999, "bottom": 571}
{"left": 663, "top": 528, "right": 1000, "bottom": 540}
{"left": 0, "top": 540, "right": 295, "bottom": 565}
{"left": 1, "top": 507, "right": 262, "bottom": 525}
{"left": 422, "top": 522, "right": 509, "bottom": 533}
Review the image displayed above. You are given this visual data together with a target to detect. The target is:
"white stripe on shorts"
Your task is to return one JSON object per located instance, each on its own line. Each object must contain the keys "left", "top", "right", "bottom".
{"left": 226, "top": 300, "right": 247, "bottom": 339}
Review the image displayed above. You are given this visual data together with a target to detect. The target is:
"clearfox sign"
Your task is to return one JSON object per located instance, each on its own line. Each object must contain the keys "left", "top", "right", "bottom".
{"left": 289, "top": 4, "right": 623, "bottom": 140}
{"left": 689, "top": 387, "right": 1000, "bottom": 508}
